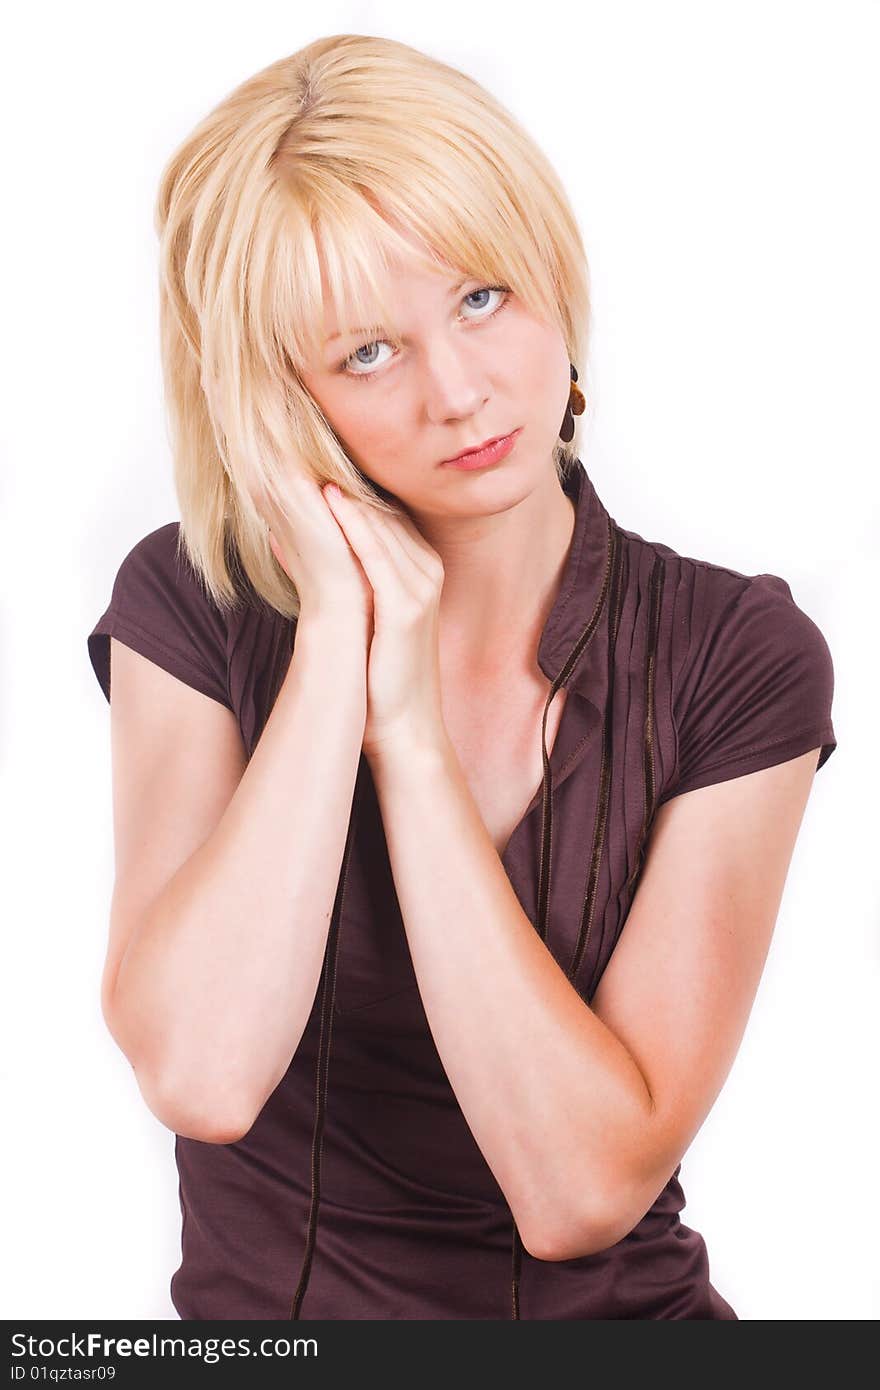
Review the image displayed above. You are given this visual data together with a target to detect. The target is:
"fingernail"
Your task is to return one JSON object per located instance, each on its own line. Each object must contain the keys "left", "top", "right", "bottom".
{"left": 325, "top": 482, "right": 342, "bottom": 498}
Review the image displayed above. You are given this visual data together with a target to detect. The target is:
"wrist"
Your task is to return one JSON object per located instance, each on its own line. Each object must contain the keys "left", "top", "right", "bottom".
{"left": 294, "top": 607, "right": 369, "bottom": 652}
{"left": 364, "top": 719, "right": 451, "bottom": 770}
{"left": 285, "top": 613, "right": 369, "bottom": 698}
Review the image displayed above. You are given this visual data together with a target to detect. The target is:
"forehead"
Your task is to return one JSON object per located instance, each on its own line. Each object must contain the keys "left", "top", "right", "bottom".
{"left": 317, "top": 238, "right": 455, "bottom": 328}
{"left": 312, "top": 195, "right": 466, "bottom": 329}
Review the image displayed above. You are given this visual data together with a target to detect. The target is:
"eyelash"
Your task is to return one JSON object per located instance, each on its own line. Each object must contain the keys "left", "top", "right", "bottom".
{"left": 337, "top": 285, "right": 512, "bottom": 383}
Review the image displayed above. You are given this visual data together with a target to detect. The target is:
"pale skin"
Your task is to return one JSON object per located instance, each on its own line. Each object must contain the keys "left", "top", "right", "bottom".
{"left": 259, "top": 237, "right": 824, "bottom": 1261}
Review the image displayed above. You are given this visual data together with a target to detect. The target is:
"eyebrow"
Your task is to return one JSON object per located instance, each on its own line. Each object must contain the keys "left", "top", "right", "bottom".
{"left": 324, "top": 276, "right": 472, "bottom": 346}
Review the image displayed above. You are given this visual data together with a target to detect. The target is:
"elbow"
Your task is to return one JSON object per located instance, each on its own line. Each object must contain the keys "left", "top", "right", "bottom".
{"left": 169, "top": 1107, "right": 254, "bottom": 1147}
{"left": 520, "top": 1223, "right": 610, "bottom": 1264}
{"left": 519, "top": 1195, "right": 629, "bottom": 1263}
{"left": 101, "top": 991, "right": 255, "bottom": 1144}
{"left": 136, "top": 1065, "right": 254, "bottom": 1145}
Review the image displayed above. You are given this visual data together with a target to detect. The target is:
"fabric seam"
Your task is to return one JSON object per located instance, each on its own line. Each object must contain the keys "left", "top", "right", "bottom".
{"left": 97, "top": 609, "right": 221, "bottom": 690}
{"left": 663, "top": 721, "right": 835, "bottom": 798}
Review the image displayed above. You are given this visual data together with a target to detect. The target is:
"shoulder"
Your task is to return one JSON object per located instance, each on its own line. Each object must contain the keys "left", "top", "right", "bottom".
{"left": 656, "top": 542, "right": 833, "bottom": 701}
{"left": 613, "top": 519, "right": 830, "bottom": 660}
{"left": 608, "top": 523, "right": 837, "bottom": 799}
{"left": 87, "top": 521, "right": 237, "bottom": 710}
{"left": 111, "top": 521, "right": 213, "bottom": 601}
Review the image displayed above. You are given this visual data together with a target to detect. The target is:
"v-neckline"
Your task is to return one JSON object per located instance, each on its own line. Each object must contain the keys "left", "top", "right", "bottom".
{"left": 498, "top": 683, "right": 602, "bottom": 868}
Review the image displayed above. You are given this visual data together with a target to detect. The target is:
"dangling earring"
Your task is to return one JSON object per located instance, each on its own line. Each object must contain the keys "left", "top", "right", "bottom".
{"left": 559, "top": 362, "right": 586, "bottom": 443}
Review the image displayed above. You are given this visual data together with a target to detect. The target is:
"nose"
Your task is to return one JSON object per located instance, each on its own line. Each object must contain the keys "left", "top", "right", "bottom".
{"left": 419, "top": 337, "right": 491, "bottom": 425}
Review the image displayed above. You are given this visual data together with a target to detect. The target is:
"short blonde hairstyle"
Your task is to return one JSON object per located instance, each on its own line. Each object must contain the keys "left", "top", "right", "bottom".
{"left": 155, "top": 33, "right": 592, "bottom": 619}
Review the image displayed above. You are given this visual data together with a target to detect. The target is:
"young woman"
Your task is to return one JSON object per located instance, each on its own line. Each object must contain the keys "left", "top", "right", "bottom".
{"left": 87, "top": 34, "right": 837, "bottom": 1320}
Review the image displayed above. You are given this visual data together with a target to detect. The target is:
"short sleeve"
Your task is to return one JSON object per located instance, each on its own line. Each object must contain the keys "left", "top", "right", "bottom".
{"left": 87, "top": 522, "right": 234, "bottom": 711}
{"left": 660, "top": 570, "right": 837, "bottom": 803}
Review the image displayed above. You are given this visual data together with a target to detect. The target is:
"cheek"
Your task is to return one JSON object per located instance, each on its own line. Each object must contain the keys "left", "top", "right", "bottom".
{"left": 521, "top": 339, "right": 571, "bottom": 431}
{"left": 506, "top": 312, "right": 568, "bottom": 391}
{"left": 320, "top": 388, "right": 399, "bottom": 463}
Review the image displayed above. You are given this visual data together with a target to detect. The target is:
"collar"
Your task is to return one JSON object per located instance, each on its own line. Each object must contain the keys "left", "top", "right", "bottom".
{"left": 537, "top": 460, "right": 615, "bottom": 701}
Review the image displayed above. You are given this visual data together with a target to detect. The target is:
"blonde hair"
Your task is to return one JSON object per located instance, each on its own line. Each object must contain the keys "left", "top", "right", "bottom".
{"left": 155, "top": 33, "right": 592, "bottom": 619}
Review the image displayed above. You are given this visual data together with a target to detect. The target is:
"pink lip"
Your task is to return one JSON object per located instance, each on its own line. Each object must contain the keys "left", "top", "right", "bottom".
{"left": 440, "top": 428, "right": 522, "bottom": 470}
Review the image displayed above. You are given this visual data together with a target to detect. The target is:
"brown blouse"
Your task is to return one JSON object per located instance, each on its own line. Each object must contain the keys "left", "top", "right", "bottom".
{"left": 87, "top": 460, "right": 837, "bottom": 1319}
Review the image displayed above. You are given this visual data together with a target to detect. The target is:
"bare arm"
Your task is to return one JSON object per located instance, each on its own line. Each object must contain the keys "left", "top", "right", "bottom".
{"left": 106, "top": 615, "right": 367, "bottom": 1143}
{"left": 368, "top": 732, "right": 822, "bottom": 1261}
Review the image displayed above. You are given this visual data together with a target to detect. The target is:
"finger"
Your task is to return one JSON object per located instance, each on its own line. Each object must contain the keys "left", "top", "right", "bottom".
{"left": 338, "top": 491, "right": 439, "bottom": 581}
{"left": 324, "top": 487, "right": 411, "bottom": 591}
{"left": 252, "top": 469, "right": 331, "bottom": 537}
{"left": 370, "top": 505, "right": 441, "bottom": 580}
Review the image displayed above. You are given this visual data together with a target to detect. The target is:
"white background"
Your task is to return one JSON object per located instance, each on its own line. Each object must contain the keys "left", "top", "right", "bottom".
{"left": 2, "top": 0, "right": 877, "bottom": 1321}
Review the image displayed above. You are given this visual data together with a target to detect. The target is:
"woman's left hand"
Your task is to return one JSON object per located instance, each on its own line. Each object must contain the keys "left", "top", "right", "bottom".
{"left": 322, "top": 482, "right": 447, "bottom": 762}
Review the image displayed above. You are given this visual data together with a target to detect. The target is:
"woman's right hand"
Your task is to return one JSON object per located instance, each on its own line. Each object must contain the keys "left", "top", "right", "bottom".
{"left": 250, "top": 467, "right": 374, "bottom": 637}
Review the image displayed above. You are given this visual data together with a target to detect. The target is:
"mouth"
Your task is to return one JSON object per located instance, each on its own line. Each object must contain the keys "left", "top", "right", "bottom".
{"left": 440, "top": 428, "right": 523, "bottom": 470}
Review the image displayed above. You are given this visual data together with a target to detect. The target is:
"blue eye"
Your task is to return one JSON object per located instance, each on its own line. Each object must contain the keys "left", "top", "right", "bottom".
{"left": 339, "top": 284, "right": 511, "bottom": 382}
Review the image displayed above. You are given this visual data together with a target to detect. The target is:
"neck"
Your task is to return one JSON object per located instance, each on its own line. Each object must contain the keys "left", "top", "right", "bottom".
{"left": 413, "top": 468, "right": 577, "bottom": 679}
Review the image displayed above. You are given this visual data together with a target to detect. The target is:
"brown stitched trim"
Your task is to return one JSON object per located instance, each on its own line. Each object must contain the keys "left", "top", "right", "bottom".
{"left": 626, "top": 554, "right": 664, "bottom": 894}
{"left": 538, "top": 466, "right": 593, "bottom": 644}
{"left": 537, "top": 510, "right": 616, "bottom": 945}
{"left": 644, "top": 555, "right": 663, "bottom": 807}
{"left": 289, "top": 783, "right": 360, "bottom": 1320}
{"left": 677, "top": 722, "right": 835, "bottom": 774}
{"left": 569, "top": 524, "right": 624, "bottom": 983}
{"left": 511, "top": 1228, "right": 522, "bottom": 1319}
{"left": 555, "top": 512, "right": 616, "bottom": 690}
{"left": 98, "top": 612, "right": 218, "bottom": 681}
{"left": 658, "top": 728, "right": 835, "bottom": 802}
{"left": 571, "top": 718, "right": 608, "bottom": 985}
